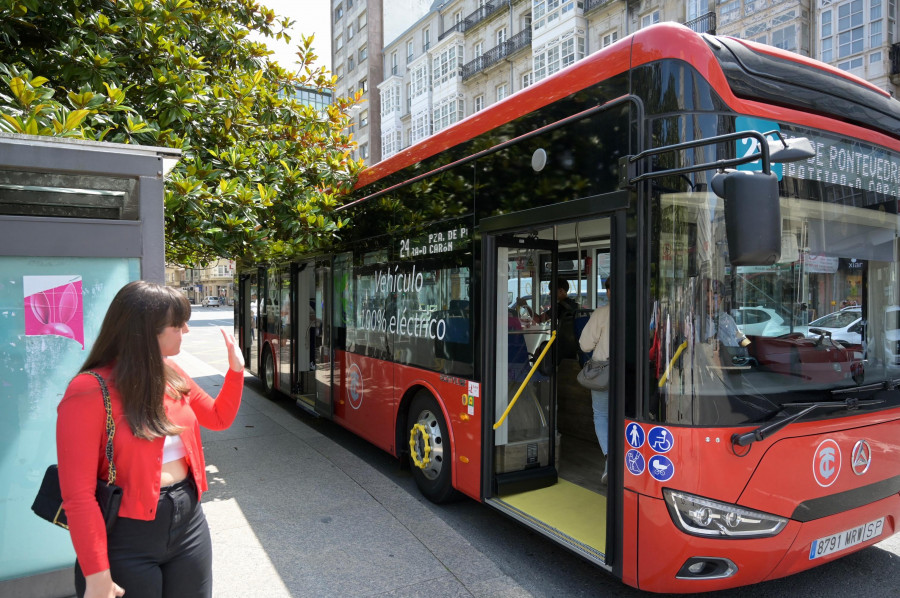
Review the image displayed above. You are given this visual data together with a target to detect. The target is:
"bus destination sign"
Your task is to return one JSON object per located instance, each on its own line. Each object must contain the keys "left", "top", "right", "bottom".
{"left": 399, "top": 226, "right": 469, "bottom": 259}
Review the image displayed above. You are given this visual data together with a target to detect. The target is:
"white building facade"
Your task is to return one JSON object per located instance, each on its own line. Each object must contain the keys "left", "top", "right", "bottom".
{"left": 373, "top": 0, "right": 898, "bottom": 163}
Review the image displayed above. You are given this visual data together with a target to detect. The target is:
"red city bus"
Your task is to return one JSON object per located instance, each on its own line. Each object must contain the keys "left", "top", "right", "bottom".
{"left": 235, "top": 23, "right": 900, "bottom": 592}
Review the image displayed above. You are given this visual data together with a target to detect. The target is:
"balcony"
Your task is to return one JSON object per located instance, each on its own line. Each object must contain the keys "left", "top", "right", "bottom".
{"left": 584, "top": 0, "right": 617, "bottom": 13}
{"left": 462, "top": 29, "right": 532, "bottom": 80}
{"left": 684, "top": 11, "right": 716, "bottom": 35}
{"left": 439, "top": 1, "right": 502, "bottom": 41}
{"left": 891, "top": 42, "right": 900, "bottom": 84}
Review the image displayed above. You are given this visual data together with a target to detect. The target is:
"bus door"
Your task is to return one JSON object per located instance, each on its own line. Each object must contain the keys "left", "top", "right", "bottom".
{"left": 313, "top": 258, "right": 333, "bottom": 416}
{"left": 491, "top": 235, "right": 559, "bottom": 494}
{"left": 236, "top": 271, "right": 261, "bottom": 372}
{"left": 293, "top": 260, "right": 318, "bottom": 412}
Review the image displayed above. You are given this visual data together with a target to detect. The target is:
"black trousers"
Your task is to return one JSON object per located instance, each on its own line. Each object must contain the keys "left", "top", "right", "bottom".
{"left": 75, "top": 477, "right": 212, "bottom": 598}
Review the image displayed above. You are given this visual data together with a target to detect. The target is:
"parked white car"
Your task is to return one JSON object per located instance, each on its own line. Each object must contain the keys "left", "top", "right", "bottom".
{"left": 202, "top": 296, "right": 221, "bottom": 307}
{"left": 807, "top": 307, "right": 863, "bottom": 345}
{"left": 731, "top": 306, "right": 790, "bottom": 337}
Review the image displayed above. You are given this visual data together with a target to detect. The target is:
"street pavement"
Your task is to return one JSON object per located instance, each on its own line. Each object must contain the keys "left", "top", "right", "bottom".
{"left": 176, "top": 307, "right": 533, "bottom": 597}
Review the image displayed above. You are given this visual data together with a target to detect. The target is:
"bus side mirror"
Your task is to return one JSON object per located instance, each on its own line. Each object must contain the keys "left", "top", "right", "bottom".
{"left": 711, "top": 169, "right": 781, "bottom": 266}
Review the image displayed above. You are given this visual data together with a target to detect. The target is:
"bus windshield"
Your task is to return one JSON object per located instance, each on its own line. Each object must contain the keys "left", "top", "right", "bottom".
{"left": 652, "top": 124, "right": 900, "bottom": 426}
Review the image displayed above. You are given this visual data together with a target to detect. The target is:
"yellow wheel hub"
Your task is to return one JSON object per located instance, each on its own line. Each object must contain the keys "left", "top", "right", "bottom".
{"left": 409, "top": 422, "right": 432, "bottom": 469}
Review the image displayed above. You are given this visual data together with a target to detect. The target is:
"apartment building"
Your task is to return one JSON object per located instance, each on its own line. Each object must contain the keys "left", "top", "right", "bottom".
{"left": 376, "top": 0, "right": 898, "bottom": 163}
{"left": 167, "top": 259, "right": 236, "bottom": 305}
{"left": 332, "top": 0, "right": 433, "bottom": 165}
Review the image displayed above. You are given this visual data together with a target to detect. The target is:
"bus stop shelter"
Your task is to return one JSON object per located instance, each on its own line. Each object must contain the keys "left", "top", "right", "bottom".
{"left": 0, "top": 132, "right": 179, "bottom": 597}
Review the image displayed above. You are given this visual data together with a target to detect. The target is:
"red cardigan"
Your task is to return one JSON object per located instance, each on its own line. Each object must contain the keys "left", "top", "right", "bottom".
{"left": 57, "top": 361, "right": 243, "bottom": 576}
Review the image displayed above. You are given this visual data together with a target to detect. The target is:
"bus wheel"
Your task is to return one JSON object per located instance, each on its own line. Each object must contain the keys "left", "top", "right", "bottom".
{"left": 407, "top": 392, "right": 456, "bottom": 503}
{"left": 261, "top": 346, "right": 276, "bottom": 398}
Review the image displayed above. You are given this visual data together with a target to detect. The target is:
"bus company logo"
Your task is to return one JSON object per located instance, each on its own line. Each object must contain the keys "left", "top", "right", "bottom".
{"left": 347, "top": 363, "right": 364, "bottom": 410}
{"left": 851, "top": 440, "right": 872, "bottom": 476}
{"left": 813, "top": 439, "right": 841, "bottom": 487}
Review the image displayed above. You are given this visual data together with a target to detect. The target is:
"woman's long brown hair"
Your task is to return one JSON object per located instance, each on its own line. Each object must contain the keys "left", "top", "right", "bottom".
{"left": 81, "top": 280, "right": 191, "bottom": 439}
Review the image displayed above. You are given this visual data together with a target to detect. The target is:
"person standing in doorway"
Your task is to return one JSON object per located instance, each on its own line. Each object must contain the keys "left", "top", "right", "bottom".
{"left": 579, "top": 277, "right": 611, "bottom": 483}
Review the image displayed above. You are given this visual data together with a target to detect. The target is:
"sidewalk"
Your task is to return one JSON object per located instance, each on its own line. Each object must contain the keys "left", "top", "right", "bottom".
{"left": 172, "top": 349, "right": 532, "bottom": 598}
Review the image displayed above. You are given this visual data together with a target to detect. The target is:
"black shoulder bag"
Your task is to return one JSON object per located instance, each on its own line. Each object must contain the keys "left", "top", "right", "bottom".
{"left": 32, "top": 371, "right": 123, "bottom": 533}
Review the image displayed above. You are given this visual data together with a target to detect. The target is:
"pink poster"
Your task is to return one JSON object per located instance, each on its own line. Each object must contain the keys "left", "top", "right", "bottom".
{"left": 23, "top": 275, "right": 85, "bottom": 349}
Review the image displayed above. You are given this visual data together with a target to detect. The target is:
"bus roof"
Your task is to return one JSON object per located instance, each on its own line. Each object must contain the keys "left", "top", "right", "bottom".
{"left": 356, "top": 22, "right": 900, "bottom": 191}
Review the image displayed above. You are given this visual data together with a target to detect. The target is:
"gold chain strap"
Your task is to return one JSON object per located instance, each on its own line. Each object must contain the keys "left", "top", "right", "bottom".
{"left": 83, "top": 371, "right": 116, "bottom": 485}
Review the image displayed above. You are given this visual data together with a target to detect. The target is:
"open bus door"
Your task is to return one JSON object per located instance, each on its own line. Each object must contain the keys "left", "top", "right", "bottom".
{"left": 292, "top": 259, "right": 334, "bottom": 416}
{"left": 490, "top": 235, "right": 560, "bottom": 495}
{"left": 236, "top": 269, "right": 263, "bottom": 376}
{"left": 482, "top": 207, "right": 621, "bottom": 572}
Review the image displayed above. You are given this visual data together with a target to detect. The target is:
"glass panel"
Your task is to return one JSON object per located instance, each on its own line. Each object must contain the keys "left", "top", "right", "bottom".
{"left": 496, "top": 245, "right": 552, "bottom": 472}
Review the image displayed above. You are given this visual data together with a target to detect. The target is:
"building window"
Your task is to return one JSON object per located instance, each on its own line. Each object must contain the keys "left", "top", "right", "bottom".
{"left": 359, "top": 109, "right": 368, "bottom": 128}
{"left": 382, "top": 131, "right": 402, "bottom": 159}
{"left": 334, "top": 3, "right": 343, "bottom": 22}
{"left": 359, "top": 45, "right": 368, "bottom": 62}
{"left": 720, "top": 1, "right": 739, "bottom": 25}
{"left": 406, "top": 82, "right": 411, "bottom": 113}
{"left": 336, "top": 34, "right": 343, "bottom": 50}
{"left": 391, "top": 51, "right": 398, "bottom": 75}
{"left": 348, "top": 56, "right": 355, "bottom": 72}
{"left": 640, "top": 10, "right": 660, "bottom": 29}
{"left": 534, "top": 51, "right": 546, "bottom": 80}
{"left": 533, "top": 33, "right": 584, "bottom": 82}
{"left": 496, "top": 83, "right": 508, "bottom": 101}
{"left": 474, "top": 94, "right": 484, "bottom": 112}
{"left": 359, "top": 78, "right": 368, "bottom": 93}
{"left": 522, "top": 71, "right": 534, "bottom": 88}
{"left": 407, "top": 40, "right": 414, "bottom": 62}
{"left": 336, "top": 65, "right": 344, "bottom": 80}
{"left": 432, "top": 44, "right": 462, "bottom": 87}
{"left": 411, "top": 111, "right": 432, "bottom": 142}
{"left": 358, "top": 11, "right": 367, "bottom": 29}
{"left": 432, "top": 97, "right": 464, "bottom": 132}
{"left": 474, "top": 41, "right": 484, "bottom": 57}
{"left": 771, "top": 24, "right": 796, "bottom": 51}
{"left": 837, "top": 0, "right": 864, "bottom": 59}
{"left": 497, "top": 27, "right": 508, "bottom": 45}
{"left": 360, "top": 143, "right": 369, "bottom": 160}
{"left": 347, "top": 23, "right": 355, "bottom": 40}
{"left": 870, "top": 18, "right": 883, "bottom": 48}
{"left": 601, "top": 31, "right": 618, "bottom": 48}
{"left": 347, "top": 0, "right": 352, "bottom": 7}
{"left": 423, "top": 28, "right": 431, "bottom": 51}
{"left": 412, "top": 64, "right": 429, "bottom": 97}
{"left": 381, "top": 84, "right": 401, "bottom": 116}
{"left": 838, "top": 56, "right": 864, "bottom": 70}
{"left": 455, "top": 11, "right": 462, "bottom": 24}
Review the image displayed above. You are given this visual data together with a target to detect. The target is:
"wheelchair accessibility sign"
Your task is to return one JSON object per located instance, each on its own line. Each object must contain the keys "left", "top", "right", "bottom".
{"left": 648, "top": 426, "right": 674, "bottom": 453}
{"left": 626, "top": 422, "right": 645, "bottom": 448}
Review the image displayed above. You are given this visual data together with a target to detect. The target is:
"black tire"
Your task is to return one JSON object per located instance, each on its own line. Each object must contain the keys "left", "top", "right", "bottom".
{"left": 406, "top": 392, "right": 457, "bottom": 503}
{"left": 261, "top": 346, "right": 276, "bottom": 398}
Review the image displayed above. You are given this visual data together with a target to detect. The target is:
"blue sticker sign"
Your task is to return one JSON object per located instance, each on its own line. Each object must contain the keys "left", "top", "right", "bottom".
{"left": 735, "top": 116, "right": 784, "bottom": 181}
{"left": 626, "top": 449, "right": 646, "bottom": 476}
{"left": 648, "top": 426, "right": 674, "bottom": 453}
{"left": 626, "top": 422, "right": 645, "bottom": 448}
{"left": 649, "top": 455, "right": 675, "bottom": 482}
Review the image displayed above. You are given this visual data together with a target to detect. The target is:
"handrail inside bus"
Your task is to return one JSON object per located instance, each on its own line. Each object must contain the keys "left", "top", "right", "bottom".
{"left": 493, "top": 331, "right": 557, "bottom": 431}
{"left": 339, "top": 94, "right": 645, "bottom": 212}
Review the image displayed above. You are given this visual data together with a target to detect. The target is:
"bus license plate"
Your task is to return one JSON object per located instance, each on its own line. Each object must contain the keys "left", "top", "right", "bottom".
{"left": 809, "top": 517, "right": 884, "bottom": 560}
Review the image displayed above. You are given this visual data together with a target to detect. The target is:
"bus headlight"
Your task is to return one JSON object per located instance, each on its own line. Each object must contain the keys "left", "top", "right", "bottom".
{"left": 663, "top": 489, "right": 788, "bottom": 538}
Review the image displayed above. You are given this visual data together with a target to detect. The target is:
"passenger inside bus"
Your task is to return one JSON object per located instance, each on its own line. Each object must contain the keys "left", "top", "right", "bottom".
{"left": 578, "top": 277, "right": 611, "bottom": 484}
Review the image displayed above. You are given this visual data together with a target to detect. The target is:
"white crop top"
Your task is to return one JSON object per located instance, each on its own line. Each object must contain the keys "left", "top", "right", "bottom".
{"left": 162, "top": 434, "right": 187, "bottom": 463}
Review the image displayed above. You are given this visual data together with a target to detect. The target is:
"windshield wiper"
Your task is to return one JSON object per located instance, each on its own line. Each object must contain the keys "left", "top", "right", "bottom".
{"left": 831, "top": 378, "right": 900, "bottom": 395}
{"left": 731, "top": 397, "right": 884, "bottom": 449}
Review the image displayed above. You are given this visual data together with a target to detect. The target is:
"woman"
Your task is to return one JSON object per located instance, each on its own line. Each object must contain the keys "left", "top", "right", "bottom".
{"left": 57, "top": 281, "right": 245, "bottom": 598}
{"left": 578, "top": 277, "right": 610, "bottom": 484}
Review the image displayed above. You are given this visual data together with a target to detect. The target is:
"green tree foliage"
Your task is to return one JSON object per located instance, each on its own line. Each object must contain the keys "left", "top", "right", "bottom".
{"left": 0, "top": 0, "right": 363, "bottom": 265}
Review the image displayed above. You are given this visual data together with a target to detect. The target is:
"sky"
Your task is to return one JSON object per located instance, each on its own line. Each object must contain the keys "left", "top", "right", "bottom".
{"left": 256, "top": 0, "right": 332, "bottom": 72}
